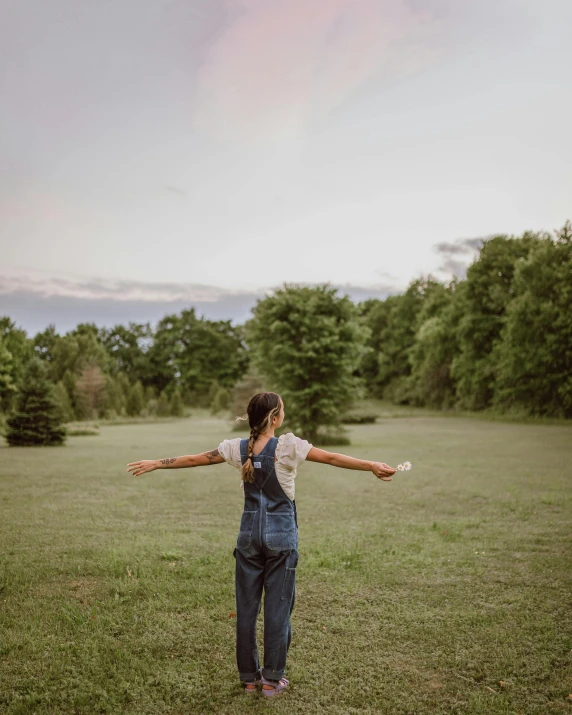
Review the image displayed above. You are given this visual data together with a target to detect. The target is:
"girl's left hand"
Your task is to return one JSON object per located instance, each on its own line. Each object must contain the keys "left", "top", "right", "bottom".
{"left": 127, "top": 460, "right": 158, "bottom": 477}
{"left": 371, "top": 462, "right": 395, "bottom": 481}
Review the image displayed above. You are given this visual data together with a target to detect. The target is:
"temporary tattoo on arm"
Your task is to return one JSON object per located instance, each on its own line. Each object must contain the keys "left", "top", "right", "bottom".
{"left": 203, "top": 449, "right": 220, "bottom": 464}
{"left": 160, "top": 458, "right": 177, "bottom": 466}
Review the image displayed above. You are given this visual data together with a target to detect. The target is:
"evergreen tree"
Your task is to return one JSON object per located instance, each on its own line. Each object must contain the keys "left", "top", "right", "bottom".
{"left": 54, "top": 381, "right": 75, "bottom": 422}
{"left": 6, "top": 357, "right": 66, "bottom": 446}
{"left": 207, "top": 381, "right": 220, "bottom": 407}
{"left": 156, "top": 390, "right": 171, "bottom": 417}
{"left": 61, "top": 369, "right": 79, "bottom": 419}
{"left": 116, "top": 372, "right": 131, "bottom": 412}
{"left": 126, "top": 381, "right": 145, "bottom": 417}
{"left": 101, "top": 374, "right": 126, "bottom": 417}
{"left": 169, "top": 389, "right": 185, "bottom": 417}
{"left": 211, "top": 385, "right": 231, "bottom": 415}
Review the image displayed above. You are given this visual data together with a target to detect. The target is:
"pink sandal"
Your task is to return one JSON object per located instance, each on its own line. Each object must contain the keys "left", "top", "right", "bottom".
{"left": 261, "top": 675, "right": 290, "bottom": 697}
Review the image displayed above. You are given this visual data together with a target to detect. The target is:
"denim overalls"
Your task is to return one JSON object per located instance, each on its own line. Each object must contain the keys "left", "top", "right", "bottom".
{"left": 233, "top": 436, "right": 299, "bottom": 683}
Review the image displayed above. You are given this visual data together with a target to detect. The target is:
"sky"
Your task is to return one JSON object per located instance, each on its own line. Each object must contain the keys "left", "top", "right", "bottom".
{"left": 1, "top": 0, "right": 571, "bottom": 335}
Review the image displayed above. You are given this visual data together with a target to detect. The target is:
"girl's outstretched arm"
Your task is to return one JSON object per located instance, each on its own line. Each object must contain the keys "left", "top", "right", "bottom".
{"left": 127, "top": 448, "right": 224, "bottom": 477}
{"left": 306, "top": 447, "right": 395, "bottom": 481}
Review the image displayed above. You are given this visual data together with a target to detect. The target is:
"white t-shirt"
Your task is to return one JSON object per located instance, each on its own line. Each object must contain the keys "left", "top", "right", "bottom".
{"left": 217, "top": 432, "right": 313, "bottom": 501}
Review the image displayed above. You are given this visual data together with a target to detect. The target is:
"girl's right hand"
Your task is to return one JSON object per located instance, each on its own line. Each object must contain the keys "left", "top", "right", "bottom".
{"left": 127, "top": 460, "right": 159, "bottom": 477}
{"left": 371, "top": 462, "right": 395, "bottom": 481}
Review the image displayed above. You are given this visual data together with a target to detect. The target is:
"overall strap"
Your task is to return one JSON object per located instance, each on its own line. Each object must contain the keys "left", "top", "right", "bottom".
{"left": 239, "top": 436, "right": 279, "bottom": 492}
{"left": 239, "top": 436, "right": 279, "bottom": 464}
{"left": 266, "top": 436, "right": 279, "bottom": 458}
{"left": 239, "top": 438, "right": 249, "bottom": 464}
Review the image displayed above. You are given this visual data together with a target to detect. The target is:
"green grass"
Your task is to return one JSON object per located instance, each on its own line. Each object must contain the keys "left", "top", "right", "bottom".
{"left": 1, "top": 414, "right": 571, "bottom": 714}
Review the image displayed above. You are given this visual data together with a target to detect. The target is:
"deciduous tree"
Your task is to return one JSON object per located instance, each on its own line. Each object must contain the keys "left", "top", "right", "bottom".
{"left": 451, "top": 233, "right": 539, "bottom": 410}
{"left": 247, "top": 285, "right": 367, "bottom": 442}
{"left": 75, "top": 363, "right": 107, "bottom": 419}
{"left": 494, "top": 222, "right": 572, "bottom": 417}
{"left": 147, "top": 309, "right": 248, "bottom": 403}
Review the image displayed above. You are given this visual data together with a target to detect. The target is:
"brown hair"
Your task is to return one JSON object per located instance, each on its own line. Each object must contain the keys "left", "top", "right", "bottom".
{"left": 240, "top": 392, "right": 282, "bottom": 483}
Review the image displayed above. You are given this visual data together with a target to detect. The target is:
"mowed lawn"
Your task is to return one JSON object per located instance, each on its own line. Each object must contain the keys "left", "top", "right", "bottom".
{"left": 1, "top": 414, "right": 571, "bottom": 714}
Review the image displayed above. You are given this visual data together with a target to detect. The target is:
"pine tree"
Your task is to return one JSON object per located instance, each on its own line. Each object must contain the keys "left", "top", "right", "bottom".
{"left": 126, "top": 381, "right": 145, "bottom": 417}
{"left": 169, "top": 389, "right": 185, "bottom": 417}
{"left": 156, "top": 390, "right": 171, "bottom": 417}
{"left": 54, "top": 381, "right": 75, "bottom": 422}
{"left": 6, "top": 357, "right": 66, "bottom": 446}
{"left": 101, "top": 374, "right": 126, "bottom": 417}
{"left": 211, "top": 385, "right": 231, "bottom": 415}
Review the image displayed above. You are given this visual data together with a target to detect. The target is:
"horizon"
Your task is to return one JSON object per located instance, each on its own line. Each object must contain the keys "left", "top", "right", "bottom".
{"left": 1, "top": 0, "right": 571, "bottom": 335}
{"left": 2, "top": 223, "right": 567, "bottom": 336}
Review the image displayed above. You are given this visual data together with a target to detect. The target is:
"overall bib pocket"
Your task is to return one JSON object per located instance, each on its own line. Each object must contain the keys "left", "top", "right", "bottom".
{"left": 236, "top": 509, "right": 257, "bottom": 549}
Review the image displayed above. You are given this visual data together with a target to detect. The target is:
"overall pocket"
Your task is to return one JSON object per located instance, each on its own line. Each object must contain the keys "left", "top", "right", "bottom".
{"left": 281, "top": 550, "right": 298, "bottom": 601}
{"left": 265, "top": 511, "right": 297, "bottom": 551}
{"left": 236, "top": 510, "right": 257, "bottom": 549}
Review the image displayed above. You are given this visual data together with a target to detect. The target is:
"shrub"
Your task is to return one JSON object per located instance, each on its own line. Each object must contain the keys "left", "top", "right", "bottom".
{"left": 340, "top": 410, "right": 378, "bottom": 424}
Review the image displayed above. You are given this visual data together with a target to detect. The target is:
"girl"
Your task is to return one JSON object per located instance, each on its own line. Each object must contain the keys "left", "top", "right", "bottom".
{"left": 127, "top": 392, "right": 395, "bottom": 697}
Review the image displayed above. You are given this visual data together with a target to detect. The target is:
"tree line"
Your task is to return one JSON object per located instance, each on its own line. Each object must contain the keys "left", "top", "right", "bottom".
{"left": 359, "top": 221, "right": 571, "bottom": 418}
{"left": 1, "top": 221, "right": 570, "bottom": 445}
{"left": 0, "top": 309, "right": 248, "bottom": 423}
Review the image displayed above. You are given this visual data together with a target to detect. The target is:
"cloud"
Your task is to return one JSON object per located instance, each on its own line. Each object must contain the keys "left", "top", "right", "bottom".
{"left": 0, "top": 272, "right": 395, "bottom": 335}
{"left": 0, "top": 290, "right": 260, "bottom": 337}
{"left": 432, "top": 235, "right": 488, "bottom": 277}
{"left": 0, "top": 273, "right": 247, "bottom": 304}
{"left": 433, "top": 237, "right": 484, "bottom": 256}
{"left": 193, "top": 0, "right": 445, "bottom": 140}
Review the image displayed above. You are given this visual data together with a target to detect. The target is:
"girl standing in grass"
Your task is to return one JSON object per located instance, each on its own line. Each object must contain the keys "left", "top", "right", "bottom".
{"left": 127, "top": 392, "right": 395, "bottom": 697}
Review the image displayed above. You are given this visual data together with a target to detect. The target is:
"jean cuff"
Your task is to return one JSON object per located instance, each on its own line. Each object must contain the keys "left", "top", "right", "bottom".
{"left": 261, "top": 667, "right": 285, "bottom": 682}
{"left": 239, "top": 668, "right": 262, "bottom": 683}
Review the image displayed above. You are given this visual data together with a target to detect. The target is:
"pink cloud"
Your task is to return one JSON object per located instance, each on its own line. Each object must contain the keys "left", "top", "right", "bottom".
{"left": 193, "top": 0, "right": 445, "bottom": 140}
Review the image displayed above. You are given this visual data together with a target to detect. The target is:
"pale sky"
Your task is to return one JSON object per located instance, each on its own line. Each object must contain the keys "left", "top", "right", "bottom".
{"left": 1, "top": 0, "right": 571, "bottom": 334}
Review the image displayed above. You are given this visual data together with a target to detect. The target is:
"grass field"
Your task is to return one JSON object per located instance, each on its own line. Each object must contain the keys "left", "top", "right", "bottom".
{"left": 1, "top": 412, "right": 571, "bottom": 714}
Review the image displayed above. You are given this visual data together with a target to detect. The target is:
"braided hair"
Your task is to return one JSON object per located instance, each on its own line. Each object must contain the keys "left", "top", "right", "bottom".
{"left": 240, "top": 392, "right": 282, "bottom": 483}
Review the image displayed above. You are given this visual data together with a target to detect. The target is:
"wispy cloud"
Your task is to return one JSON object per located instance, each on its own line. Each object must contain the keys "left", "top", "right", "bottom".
{"left": 0, "top": 273, "right": 249, "bottom": 304}
{"left": 0, "top": 272, "right": 395, "bottom": 335}
{"left": 433, "top": 236, "right": 484, "bottom": 256}
{"left": 193, "top": 0, "right": 445, "bottom": 140}
{"left": 433, "top": 235, "right": 487, "bottom": 277}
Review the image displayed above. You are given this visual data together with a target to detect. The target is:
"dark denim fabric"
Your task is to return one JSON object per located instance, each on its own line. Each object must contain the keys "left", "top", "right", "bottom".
{"left": 233, "top": 437, "right": 299, "bottom": 683}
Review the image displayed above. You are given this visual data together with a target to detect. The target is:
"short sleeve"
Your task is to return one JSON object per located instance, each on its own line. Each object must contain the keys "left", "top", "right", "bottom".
{"left": 217, "top": 438, "right": 242, "bottom": 470}
{"left": 276, "top": 432, "right": 313, "bottom": 470}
